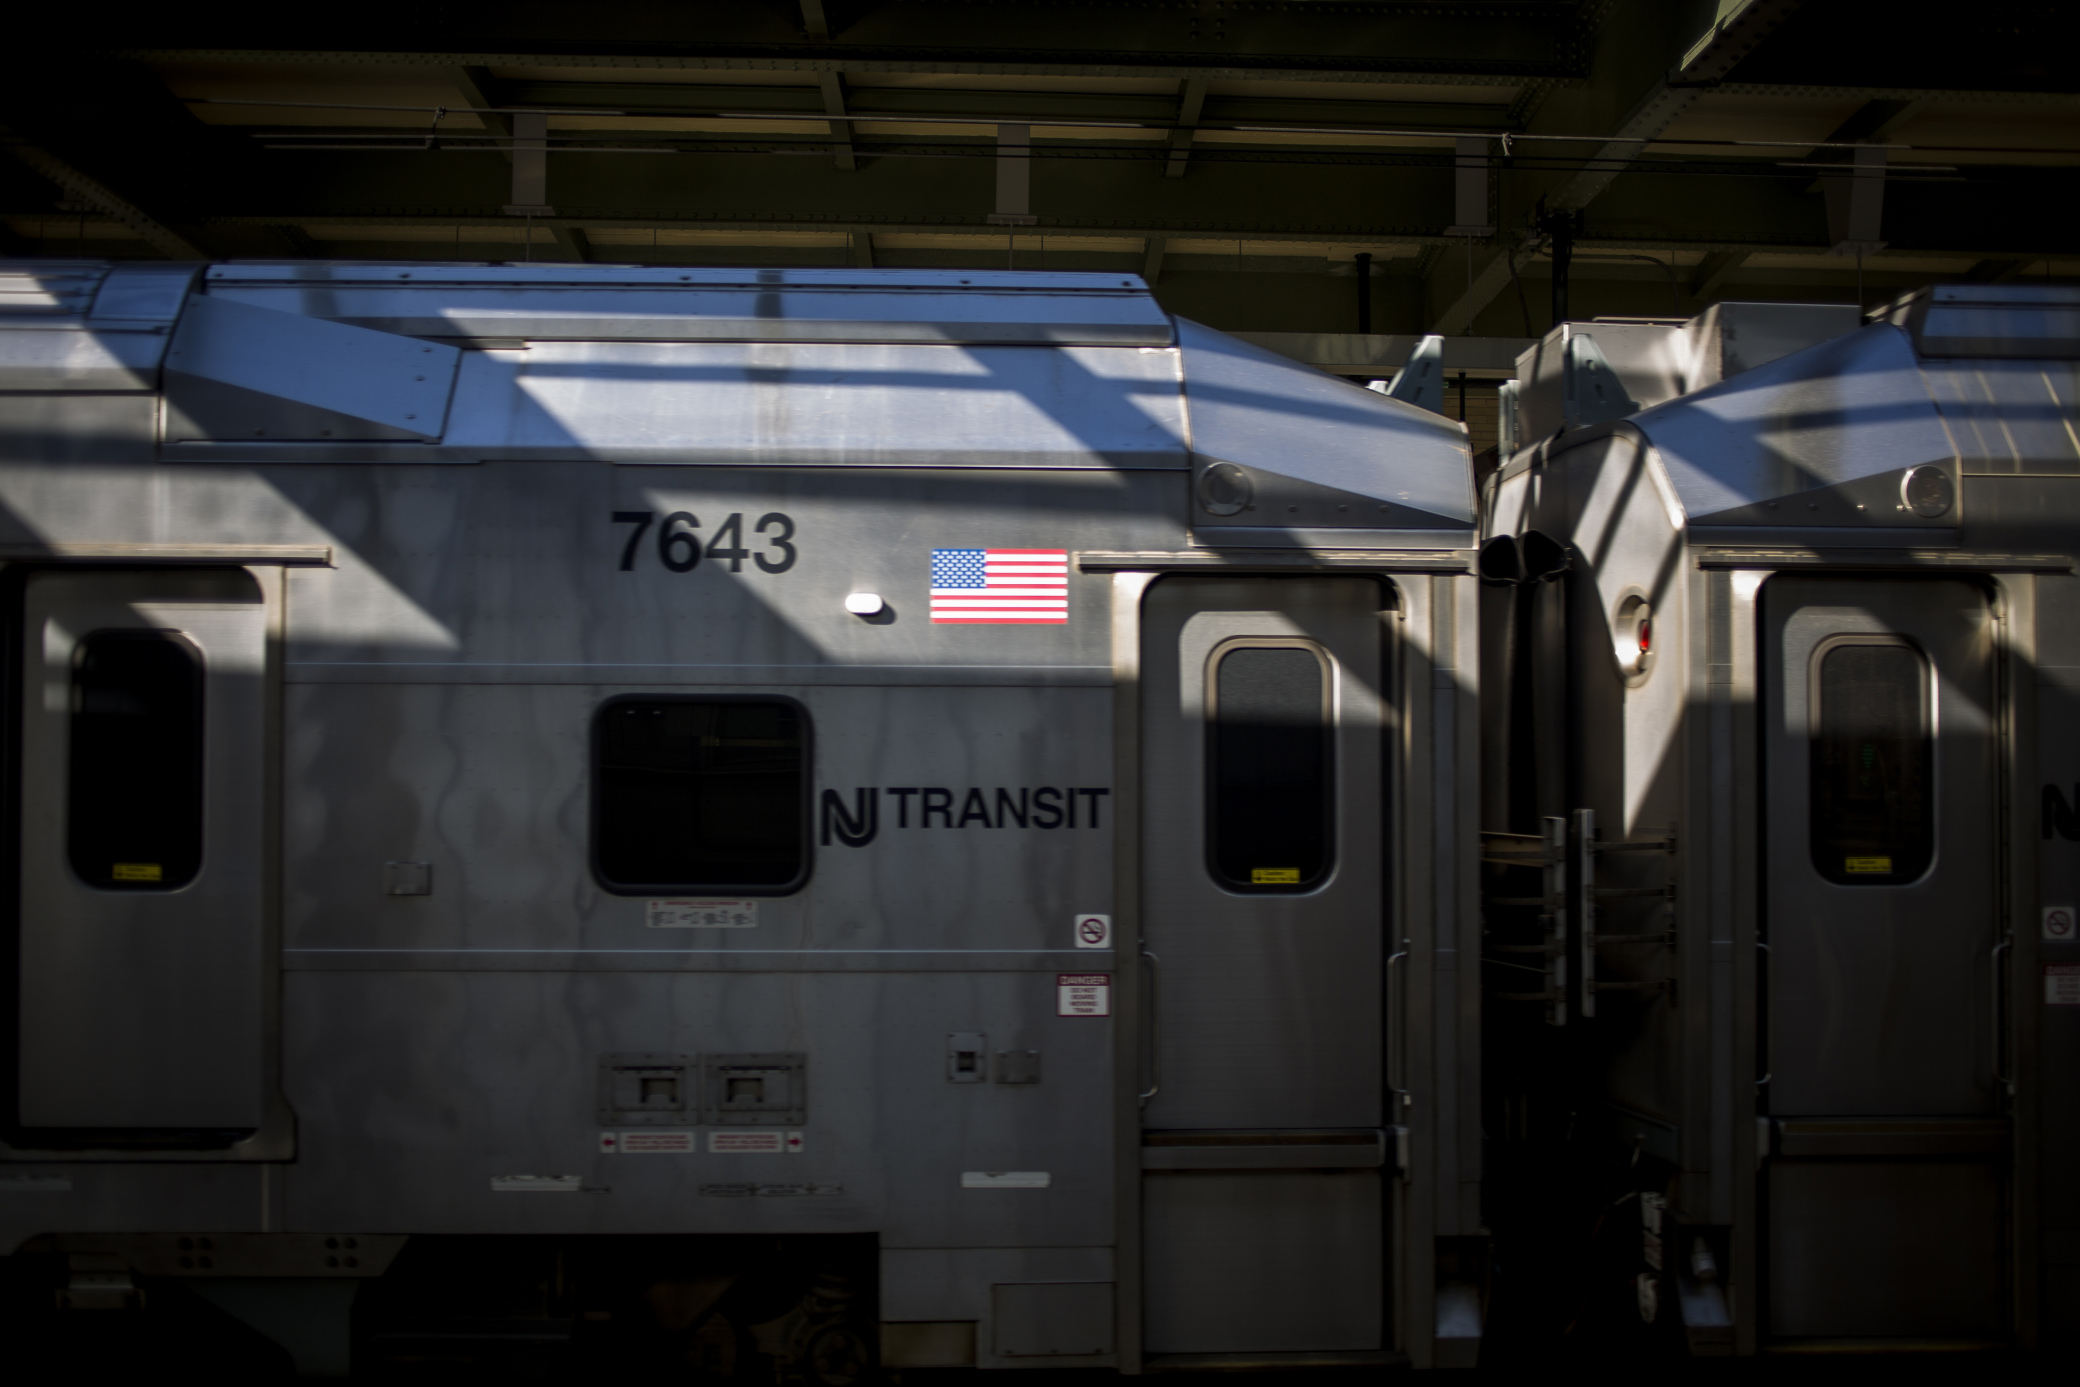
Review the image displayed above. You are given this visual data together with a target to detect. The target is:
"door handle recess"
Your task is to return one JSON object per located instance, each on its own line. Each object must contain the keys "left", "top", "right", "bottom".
{"left": 1991, "top": 937, "right": 2012, "bottom": 1096}
{"left": 1137, "top": 949, "right": 1160, "bottom": 1106}
{"left": 1755, "top": 940, "right": 1772, "bottom": 1090}
{"left": 1386, "top": 944, "right": 1410, "bottom": 1114}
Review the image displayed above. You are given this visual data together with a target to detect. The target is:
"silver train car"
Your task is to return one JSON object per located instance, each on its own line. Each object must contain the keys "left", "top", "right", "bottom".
{"left": 0, "top": 262, "right": 1487, "bottom": 1373}
{"left": 1481, "top": 285, "right": 2080, "bottom": 1354}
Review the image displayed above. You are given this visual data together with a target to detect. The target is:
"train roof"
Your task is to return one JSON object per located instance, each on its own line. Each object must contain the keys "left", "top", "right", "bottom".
{"left": 1625, "top": 321, "right": 1957, "bottom": 527}
{"left": 1514, "top": 286, "right": 2080, "bottom": 540}
{"left": 0, "top": 260, "right": 1474, "bottom": 540}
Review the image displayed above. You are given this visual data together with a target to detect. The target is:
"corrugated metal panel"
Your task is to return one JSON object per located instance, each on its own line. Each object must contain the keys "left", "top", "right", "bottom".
{"left": 1921, "top": 358, "right": 2080, "bottom": 475}
{"left": 1629, "top": 323, "right": 1956, "bottom": 518}
{"left": 0, "top": 262, "right": 196, "bottom": 392}
{"left": 199, "top": 264, "right": 1172, "bottom": 346}
{"left": 0, "top": 262, "right": 108, "bottom": 318}
{"left": 1891, "top": 283, "right": 2080, "bottom": 360}
{"left": 1178, "top": 318, "right": 1473, "bottom": 528}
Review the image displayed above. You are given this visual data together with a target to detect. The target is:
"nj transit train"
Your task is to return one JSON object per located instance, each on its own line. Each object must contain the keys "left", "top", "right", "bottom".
{"left": 4, "top": 261, "right": 2073, "bottom": 1372}
{"left": 0, "top": 262, "right": 1486, "bottom": 1374}
{"left": 1481, "top": 284, "right": 2080, "bottom": 1355}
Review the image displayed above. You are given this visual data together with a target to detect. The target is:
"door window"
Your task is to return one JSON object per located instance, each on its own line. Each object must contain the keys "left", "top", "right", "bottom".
{"left": 69, "top": 630, "right": 206, "bottom": 891}
{"left": 1207, "top": 642, "right": 1334, "bottom": 892}
{"left": 593, "top": 698, "right": 808, "bottom": 893}
{"left": 1810, "top": 639, "right": 1933, "bottom": 884}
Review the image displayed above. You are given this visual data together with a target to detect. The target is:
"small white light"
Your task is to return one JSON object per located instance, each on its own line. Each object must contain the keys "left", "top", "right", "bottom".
{"left": 844, "top": 592, "right": 885, "bottom": 617}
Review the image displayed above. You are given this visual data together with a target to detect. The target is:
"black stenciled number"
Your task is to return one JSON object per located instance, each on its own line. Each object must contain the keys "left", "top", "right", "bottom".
{"left": 612, "top": 511, "right": 655, "bottom": 571}
{"left": 613, "top": 510, "right": 798, "bottom": 573}
{"left": 707, "top": 512, "right": 749, "bottom": 573}
{"left": 755, "top": 513, "right": 798, "bottom": 573}
{"left": 659, "top": 512, "right": 702, "bottom": 572}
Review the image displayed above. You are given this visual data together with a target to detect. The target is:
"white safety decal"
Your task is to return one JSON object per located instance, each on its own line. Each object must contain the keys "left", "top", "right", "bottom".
{"left": 649, "top": 899, "right": 758, "bottom": 929}
{"left": 2048, "top": 964, "right": 2080, "bottom": 1006}
{"left": 490, "top": 1175, "right": 583, "bottom": 1193}
{"left": 2045, "top": 906, "right": 2076, "bottom": 942}
{"left": 708, "top": 1130, "right": 805, "bottom": 1154}
{"left": 612, "top": 1132, "right": 696, "bottom": 1154}
{"left": 961, "top": 1171, "right": 1050, "bottom": 1188}
{"left": 1057, "top": 973, "right": 1112, "bottom": 1016}
{"left": 1074, "top": 914, "right": 1113, "bottom": 949}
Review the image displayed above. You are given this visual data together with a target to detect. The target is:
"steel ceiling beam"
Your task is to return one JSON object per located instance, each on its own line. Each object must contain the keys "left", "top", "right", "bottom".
{"left": 818, "top": 72, "right": 858, "bottom": 172}
{"left": 1964, "top": 258, "right": 2032, "bottom": 283}
{"left": 1428, "top": 0, "right": 1804, "bottom": 333}
{"left": 103, "top": 36, "right": 1568, "bottom": 87}
{"left": 445, "top": 66, "right": 513, "bottom": 162}
{"left": 550, "top": 225, "right": 592, "bottom": 262}
{"left": 1164, "top": 77, "right": 1209, "bottom": 179}
{"left": 7, "top": 143, "right": 207, "bottom": 258}
{"left": 1714, "top": 83, "right": 2080, "bottom": 105}
{"left": 1687, "top": 250, "right": 1749, "bottom": 299}
{"left": 798, "top": 0, "right": 832, "bottom": 45}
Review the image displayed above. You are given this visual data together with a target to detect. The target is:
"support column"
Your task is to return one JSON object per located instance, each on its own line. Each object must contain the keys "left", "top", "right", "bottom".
{"left": 503, "top": 111, "right": 554, "bottom": 217}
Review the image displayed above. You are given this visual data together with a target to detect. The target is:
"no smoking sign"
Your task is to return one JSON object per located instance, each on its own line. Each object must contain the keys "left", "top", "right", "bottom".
{"left": 1073, "top": 914, "right": 1113, "bottom": 949}
{"left": 2046, "top": 905, "right": 2076, "bottom": 942}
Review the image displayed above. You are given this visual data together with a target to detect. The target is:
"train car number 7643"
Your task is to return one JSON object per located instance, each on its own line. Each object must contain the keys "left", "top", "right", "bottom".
{"left": 611, "top": 511, "right": 799, "bottom": 574}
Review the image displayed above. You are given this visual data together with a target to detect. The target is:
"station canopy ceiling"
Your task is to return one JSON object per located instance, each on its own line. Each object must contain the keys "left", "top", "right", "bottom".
{"left": 5, "top": 2, "right": 2077, "bottom": 334}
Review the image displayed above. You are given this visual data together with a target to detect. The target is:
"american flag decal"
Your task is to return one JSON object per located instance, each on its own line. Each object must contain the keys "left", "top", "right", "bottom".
{"left": 930, "top": 549, "right": 1070, "bottom": 624}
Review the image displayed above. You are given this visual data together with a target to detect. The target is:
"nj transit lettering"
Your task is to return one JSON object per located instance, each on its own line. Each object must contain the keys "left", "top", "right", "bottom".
{"left": 2047, "top": 783, "right": 2080, "bottom": 841}
{"left": 820, "top": 786, "right": 1110, "bottom": 847}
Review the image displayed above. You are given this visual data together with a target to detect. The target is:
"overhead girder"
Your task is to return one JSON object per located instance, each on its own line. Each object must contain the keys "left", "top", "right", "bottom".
{"left": 0, "top": 5, "right": 2066, "bottom": 297}
{"left": 156, "top": 140, "right": 2070, "bottom": 260}
{"left": 94, "top": 1, "right": 1590, "bottom": 82}
{"left": 1, "top": 60, "right": 240, "bottom": 257}
{"left": 472, "top": 77, "right": 1528, "bottom": 133}
{"left": 1720, "top": 0, "right": 2080, "bottom": 92}
{"left": 1423, "top": 0, "right": 1808, "bottom": 332}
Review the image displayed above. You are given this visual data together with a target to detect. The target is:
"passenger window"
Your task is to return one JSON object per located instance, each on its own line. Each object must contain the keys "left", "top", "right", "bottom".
{"left": 69, "top": 631, "right": 205, "bottom": 891}
{"left": 1810, "top": 641, "right": 1932, "bottom": 885}
{"left": 1208, "top": 643, "right": 1334, "bottom": 892}
{"left": 594, "top": 698, "right": 808, "bottom": 893}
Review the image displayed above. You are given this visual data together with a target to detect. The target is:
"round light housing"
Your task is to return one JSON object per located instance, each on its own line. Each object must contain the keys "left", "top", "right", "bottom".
{"left": 1197, "top": 463, "right": 1253, "bottom": 516}
{"left": 1901, "top": 465, "right": 1954, "bottom": 518}
{"left": 1614, "top": 592, "right": 1655, "bottom": 687}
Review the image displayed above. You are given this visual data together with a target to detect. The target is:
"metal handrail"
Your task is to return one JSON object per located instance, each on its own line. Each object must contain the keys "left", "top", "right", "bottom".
{"left": 1386, "top": 944, "right": 1410, "bottom": 1113}
{"left": 1137, "top": 950, "right": 1161, "bottom": 1106}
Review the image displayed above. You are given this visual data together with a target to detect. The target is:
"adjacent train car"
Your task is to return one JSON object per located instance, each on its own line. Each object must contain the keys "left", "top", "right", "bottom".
{"left": 1481, "top": 286, "right": 2080, "bottom": 1353}
{"left": 0, "top": 262, "right": 1485, "bottom": 1373}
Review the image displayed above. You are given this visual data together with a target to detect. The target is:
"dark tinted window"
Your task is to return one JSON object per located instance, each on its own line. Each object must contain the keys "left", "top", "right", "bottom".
{"left": 69, "top": 631, "right": 205, "bottom": 891}
{"left": 595, "top": 699, "right": 807, "bottom": 892}
{"left": 1811, "top": 642, "right": 1932, "bottom": 884}
{"left": 1209, "top": 645, "right": 1333, "bottom": 891}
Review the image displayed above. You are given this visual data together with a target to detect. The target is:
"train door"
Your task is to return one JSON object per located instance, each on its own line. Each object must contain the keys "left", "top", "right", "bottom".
{"left": 10, "top": 569, "right": 270, "bottom": 1143}
{"left": 1759, "top": 575, "right": 2007, "bottom": 1342}
{"left": 1138, "top": 577, "right": 1392, "bottom": 1356}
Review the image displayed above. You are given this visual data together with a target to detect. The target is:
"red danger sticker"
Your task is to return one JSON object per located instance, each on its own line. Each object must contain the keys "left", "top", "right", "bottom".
{"left": 1057, "top": 973, "right": 1112, "bottom": 1017}
{"left": 620, "top": 1132, "right": 696, "bottom": 1154}
{"left": 2048, "top": 965, "right": 2080, "bottom": 1007}
{"left": 708, "top": 1131, "right": 804, "bottom": 1154}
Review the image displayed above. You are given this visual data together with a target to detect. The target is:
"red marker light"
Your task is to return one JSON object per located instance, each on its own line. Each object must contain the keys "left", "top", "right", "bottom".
{"left": 1637, "top": 619, "right": 1652, "bottom": 653}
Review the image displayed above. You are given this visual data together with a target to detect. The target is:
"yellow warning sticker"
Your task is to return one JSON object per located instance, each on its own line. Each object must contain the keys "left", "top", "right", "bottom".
{"left": 1844, "top": 856, "right": 1892, "bottom": 874}
{"left": 112, "top": 863, "right": 162, "bottom": 882}
{"left": 1252, "top": 868, "right": 1302, "bottom": 884}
